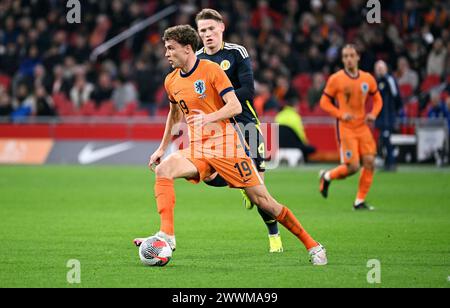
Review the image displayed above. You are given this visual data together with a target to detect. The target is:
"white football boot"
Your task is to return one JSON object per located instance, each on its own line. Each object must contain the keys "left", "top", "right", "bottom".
{"left": 133, "top": 231, "right": 176, "bottom": 251}
{"left": 308, "top": 243, "right": 327, "bottom": 266}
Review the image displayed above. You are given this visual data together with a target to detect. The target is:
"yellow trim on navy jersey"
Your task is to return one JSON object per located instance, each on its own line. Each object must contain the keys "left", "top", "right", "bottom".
{"left": 246, "top": 100, "right": 261, "bottom": 127}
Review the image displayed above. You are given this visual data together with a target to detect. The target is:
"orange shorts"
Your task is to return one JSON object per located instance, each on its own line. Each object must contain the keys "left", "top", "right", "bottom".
{"left": 338, "top": 125, "right": 376, "bottom": 164}
{"left": 179, "top": 147, "right": 263, "bottom": 188}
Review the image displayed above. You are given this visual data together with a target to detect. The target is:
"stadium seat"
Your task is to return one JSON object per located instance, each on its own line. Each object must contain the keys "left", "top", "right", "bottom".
{"left": 420, "top": 74, "right": 441, "bottom": 92}
{"left": 291, "top": 74, "right": 312, "bottom": 98}
{"left": 156, "top": 107, "right": 169, "bottom": 117}
{"left": 96, "top": 100, "right": 115, "bottom": 116}
{"left": 263, "top": 109, "right": 278, "bottom": 117}
{"left": 0, "top": 74, "right": 11, "bottom": 90}
{"left": 399, "top": 84, "right": 413, "bottom": 99}
{"left": 404, "top": 100, "right": 419, "bottom": 118}
{"left": 298, "top": 101, "right": 313, "bottom": 116}
{"left": 80, "top": 101, "right": 97, "bottom": 116}
{"left": 134, "top": 109, "right": 150, "bottom": 117}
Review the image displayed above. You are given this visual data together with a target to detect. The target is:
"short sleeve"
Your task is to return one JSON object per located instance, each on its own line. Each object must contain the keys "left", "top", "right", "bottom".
{"left": 368, "top": 74, "right": 379, "bottom": 96}
{"left": 323, "top": 74, "right": 338, "bottom": 99}
{"left": 164, "top": 75, "right": 177, "bottom": 104}
{"left": 211, "top": 63, "right": 234, "bottom": 97}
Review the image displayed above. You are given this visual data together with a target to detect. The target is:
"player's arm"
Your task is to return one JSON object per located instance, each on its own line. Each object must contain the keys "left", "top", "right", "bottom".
{"left": 208, "top": 90, "right": 242, "bottom": 122}
{"left": 149, "top": 80, "right": 183, "bottom": 169}
{"left": 235, "top": 56, "right": 255, "bottom": 103}
{"left": 319, "top": 76, "right": 353, "bottom": 121}
{"left": 366, "top": 76, "right": 383, "bottom": 123}
{"left": 158, "top": 102, "right": 184, "bottom": 151}
{"left": 186, "top": 90, "right": 242, "bottom": 125}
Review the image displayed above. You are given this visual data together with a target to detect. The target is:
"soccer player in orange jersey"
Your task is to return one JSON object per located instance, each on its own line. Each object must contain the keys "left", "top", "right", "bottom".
{"left": 134, "top": 25, "right": 327, "bottom": 265}
{"left": 319, "top": 44, "right": 383, "bottom": 210}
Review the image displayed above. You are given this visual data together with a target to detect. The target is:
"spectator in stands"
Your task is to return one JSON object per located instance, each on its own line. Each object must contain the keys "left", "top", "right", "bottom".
{"left": 307, "top": 73, "right": 325, "bottom": 111}
{"left": 254, "top": 82, "right": 279, "bottom": 115}
{"left": 91, "top": 72, "right": 114, "bottom": 107}
{"left": 18, "top": 45, "right": 41, "bottom": 79}
{"left": 133, "top": 57, "right": 159, "bottom": 115}
{"left": 31, "top": 64, "right": 52, "bottom": 93}
{"left": 70, "top": 71, "right": 94, "bottom": 108}
{"left": 275, "top": 97, "right": 316, "bottom": 162}
{"left": 32, "top": 85, "right": 55, "bottom": 116}
{"left": 427, "top": 38, "right": 448, "bottom": 77}
{"left": 375, "top": 60, "right": 403, "bottom": 171}
{"left": 51, "top": 65, "right": 72, "bottom": 97}
{"left": 427, "top": 92, "right": 450, "bottom": 130}
{"left": 112, "top": 75, "right": 138, "bottom": 111}
{"left": 396, "top": 57, "right": 419, "bottom": 92}
{"left": 11, "top": 83, "right": 33, "bottom": 121}
{"left": 0, "top": 0, "right": 448, "bottom": 122}
{"left": 0, "top": 85, "right": 13, "bottom": 117}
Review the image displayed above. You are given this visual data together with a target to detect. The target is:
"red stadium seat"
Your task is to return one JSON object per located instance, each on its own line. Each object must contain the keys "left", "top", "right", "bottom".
{"left": 420, "top": 74, "right": 441, "bottom": 92}
{"left": 80, "top": 101, "right": 97, "bottom": 116}
{"left": 134, "top": 109, "right": 150, "bottom": 117}
{"left": 0, "top": 74, "right": 11, "bottom": 90}
{"left": 291, "top": 74, "right": 312, "bottom": 98}
{"left": 96, "top": 100, "right": 115, "bottom": 116}
{"left": 156, "top": 107, "right": 169, "bottom": 117}
{"left": 399, "top": 84, "right": 413, "bottom": 99}
{"left": 263, "top": 110, "right": 278, "bottom": 117}
{"left": 404, "top": 100, "right": 419, "bottom": 118}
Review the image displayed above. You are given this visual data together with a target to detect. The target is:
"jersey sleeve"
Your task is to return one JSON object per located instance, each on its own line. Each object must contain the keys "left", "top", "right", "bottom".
{"left": 235, "top": 57, "right": 255, "bottom": 103}
{"left": 319, "top": 74, "right": 344, "bottom": 119}
{"left": 211, "top": 63, "right": 234, "bottom": 97}
{"left": 164, "top": 75, "right": 177, "bottom": 104}
{"left": 368, "top": 74, "right": 379, "bottom": 96}
{"left": 368, "top": 74, "right": 383, "bottom": 117}
{"left": 322, "top": 74, "right": 338, "bottom": 99}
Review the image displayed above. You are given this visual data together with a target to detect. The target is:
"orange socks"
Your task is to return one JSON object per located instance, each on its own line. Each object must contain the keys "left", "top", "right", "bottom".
{"left": 154, "top": 177, "right": 175, "bottom": 235}
{"left": 356, "top": 168, "right": 374, "bottom": 201}
{"left": 329, "top": 164, "right": 349, "bottom": 180}
{"left": 276, "top": 206, "right": 317, "bottom": 250}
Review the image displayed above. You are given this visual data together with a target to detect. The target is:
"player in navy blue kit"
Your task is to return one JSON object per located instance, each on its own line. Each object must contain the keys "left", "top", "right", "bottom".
{"left": 195, "top": 8, "right": 283, "bottom": 253}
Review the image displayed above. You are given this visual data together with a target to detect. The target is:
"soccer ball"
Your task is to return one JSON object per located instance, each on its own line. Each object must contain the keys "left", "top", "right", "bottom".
{"left": 138, "top": 236, "right": 172, "bottom": 266}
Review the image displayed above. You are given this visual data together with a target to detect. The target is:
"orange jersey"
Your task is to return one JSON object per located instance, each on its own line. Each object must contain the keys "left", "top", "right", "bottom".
{"left": 320, "top": 69, "right": 383, "bottom": 129}
{"left": 165, "top": 59, "right": 236, "bottom": 144}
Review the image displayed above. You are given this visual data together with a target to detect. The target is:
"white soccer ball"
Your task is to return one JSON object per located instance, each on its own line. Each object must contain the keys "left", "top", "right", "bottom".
{"left": 138, "top": 236, "right": 172, "bottom": 266}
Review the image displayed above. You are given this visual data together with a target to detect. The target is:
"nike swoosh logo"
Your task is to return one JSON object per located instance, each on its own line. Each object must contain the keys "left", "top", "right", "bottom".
{"left": 78, "top": 142, "right": 134, "bottom": 164}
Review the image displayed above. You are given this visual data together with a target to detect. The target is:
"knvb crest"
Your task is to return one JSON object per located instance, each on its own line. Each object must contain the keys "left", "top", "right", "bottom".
{"left": 361, "top": 82, "right": 369, "bottom": 94}
{"left": 194, "top": 80, "right": 206, "bottom": 98}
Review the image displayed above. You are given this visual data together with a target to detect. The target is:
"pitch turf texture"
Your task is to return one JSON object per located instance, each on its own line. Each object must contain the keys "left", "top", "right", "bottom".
{"left": 0, "top": 165, "right": 449, "bottom": 288}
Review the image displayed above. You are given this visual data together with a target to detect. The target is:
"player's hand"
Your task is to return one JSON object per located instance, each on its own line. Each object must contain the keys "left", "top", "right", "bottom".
{"left": 186, "top": 110, "right": 212, "bottom": 126}
{"left": 341, "top": 113, "right": 354, "bottom": 122}
{"left": 148, "top": 148, "right": 164, "bottom": 171}
{"left": 365, "top": 114, "right": 376, "bottom": 124}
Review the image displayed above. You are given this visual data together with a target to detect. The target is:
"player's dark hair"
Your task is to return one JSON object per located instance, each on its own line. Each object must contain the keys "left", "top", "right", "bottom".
{"left": 163, "top": 25, "right": 200, "bottom": 52}
{"left": 342, "top": 44, "right": 359, "bottom": 55}
{"left": 195, "top": 8, "right": 223, "bottom": 24}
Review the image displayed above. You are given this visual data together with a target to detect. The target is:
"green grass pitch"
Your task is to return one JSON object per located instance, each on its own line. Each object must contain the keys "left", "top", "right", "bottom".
{"left": 0, "top": 165, "right": 449, "bottom": 288}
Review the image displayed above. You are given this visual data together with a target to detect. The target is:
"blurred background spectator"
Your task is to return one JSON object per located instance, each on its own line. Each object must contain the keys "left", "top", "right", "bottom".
{"left": 0, "top": 0, "right": 448, "bottom": 121}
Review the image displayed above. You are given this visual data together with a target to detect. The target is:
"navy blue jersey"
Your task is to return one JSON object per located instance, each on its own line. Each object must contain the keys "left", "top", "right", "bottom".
{"left": 196, "top": 42, "right": 258, "bottom": 125}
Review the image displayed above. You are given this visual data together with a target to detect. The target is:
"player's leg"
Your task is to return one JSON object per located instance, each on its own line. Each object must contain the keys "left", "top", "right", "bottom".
{"left": 319, "top": 137, "right": 360, "bottom": 198}
{"left": 244, "top": 123, "right": 283, "bottom": 252}
{"left": 134, "top": 152, "right": 207, "bottom": 249}
{"left": 254, "top": 172, "right": 283, "bottom": 253}
{"left": 354, "top": 128, "right": 377, "bottom": 210}
{"left": 153, "top": 152, "right": 201, "bottom": 236}
{"left": 205, "top": 169, "right": 283, "bottom": 252}
{"left": 244, "top": 184, "right": 327, "bottom": 265}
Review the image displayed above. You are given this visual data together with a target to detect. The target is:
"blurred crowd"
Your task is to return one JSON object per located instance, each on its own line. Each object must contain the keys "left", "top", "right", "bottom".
{"left": 0, "top": 0, "right": 449, "bottom": 124}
